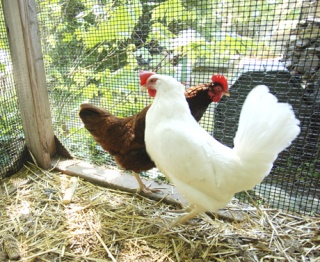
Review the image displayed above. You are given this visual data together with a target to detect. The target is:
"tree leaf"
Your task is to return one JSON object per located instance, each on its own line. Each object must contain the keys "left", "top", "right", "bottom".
{"left": 152, "top": 0, "right": 195, "bottom": 23}
{"left": 79, "top": 0, "right": 142, "bottom": 48}
{"left": 147, "top": 22, "right": 175, "bottom": 42}
{"left": 83, "top": 83, "right": 99, "bottom": 99}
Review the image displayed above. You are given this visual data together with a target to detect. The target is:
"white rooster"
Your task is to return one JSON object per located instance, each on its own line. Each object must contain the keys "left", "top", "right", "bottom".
{"left": 139, "top": 71, "right": 300, "bottom": 225}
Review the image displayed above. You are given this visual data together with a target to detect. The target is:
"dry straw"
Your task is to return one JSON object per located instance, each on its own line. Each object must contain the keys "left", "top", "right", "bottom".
{"left": 0, "top": 163, "right": 319, "bottom": 261}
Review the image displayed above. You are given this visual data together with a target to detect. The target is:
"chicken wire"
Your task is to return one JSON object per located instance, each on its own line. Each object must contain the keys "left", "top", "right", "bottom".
{"left": 214, "top": 70, "right": 320, "bottom": 214}
{"left": 0, "top": 3, "right": 29, "bottom": 181}
{"left": 37, "top": 0, "right": 320, "bottom": 215}
{"left": 0, "top": 0, "right": 316, "bottom": 214}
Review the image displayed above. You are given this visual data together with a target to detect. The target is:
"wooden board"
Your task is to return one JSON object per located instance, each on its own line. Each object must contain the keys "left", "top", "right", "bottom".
{"left": 52, "top": 156, "right": 247, "bottom": 222}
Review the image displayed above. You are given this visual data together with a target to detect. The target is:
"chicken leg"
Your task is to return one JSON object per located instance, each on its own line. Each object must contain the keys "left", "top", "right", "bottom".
{"left": 133, "top": 172, "right": 161, "bottom": 194}
{"left": 158, "top": 207, "right": 203, "bottom": 233}
{"left": 169, "top": 207, "right": 204, "bottom": 227}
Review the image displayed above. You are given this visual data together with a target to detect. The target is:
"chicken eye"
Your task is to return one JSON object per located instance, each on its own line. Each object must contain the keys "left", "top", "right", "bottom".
{"left": 215, "top": 86, "right": 222, "bottom": 91}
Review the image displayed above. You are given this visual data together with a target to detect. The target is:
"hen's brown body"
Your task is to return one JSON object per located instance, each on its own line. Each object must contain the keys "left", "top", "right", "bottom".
{"left": 79, "top": 77, "right": 228, "bottom": 193}
{"left": 80, "top": 105, "right": 153, "bottom": 173}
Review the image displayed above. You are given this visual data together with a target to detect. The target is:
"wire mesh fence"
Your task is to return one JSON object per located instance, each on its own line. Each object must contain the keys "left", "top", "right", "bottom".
{"left": 0, "top": 2, "right": 29, "bottom": 180}
{"left": 0, "top": 0, "right": 319, "bottom": 214}
{"left": 214, "top": 70, "right": 319, "bottom": 214}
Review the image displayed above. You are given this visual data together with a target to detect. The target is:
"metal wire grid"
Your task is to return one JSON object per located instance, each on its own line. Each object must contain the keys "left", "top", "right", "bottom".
{"left": 0, "top": 3, "right": 28, "bottom": 180}
{"left": 35, "top": 0, "right": 293, "bottom": 163}
{"left": 0, "top": 0, "right": 317, "bottom": 214}
{"left": 37, "top": 0, "right": 319, "bottom": 214}
{"left": 214, "top": 71, "right": 319, "bottom": 214}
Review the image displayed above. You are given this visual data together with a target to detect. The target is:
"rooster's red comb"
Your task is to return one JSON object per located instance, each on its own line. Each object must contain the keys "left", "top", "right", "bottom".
{"left": 139, "top": 71, "right": 155, "bottom": 86}
{"left": 211, "top": 74, "right": 228, "bottom": 91}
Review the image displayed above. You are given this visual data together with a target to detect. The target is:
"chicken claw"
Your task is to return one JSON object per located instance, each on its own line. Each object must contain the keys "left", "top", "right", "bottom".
{"left": 133, "top": 172, "right": 162, "bottom": 194}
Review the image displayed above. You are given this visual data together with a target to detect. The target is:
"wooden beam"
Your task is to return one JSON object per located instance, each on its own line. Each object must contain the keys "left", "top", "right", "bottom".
{"left": 1, "top": 0, "right": 56, "bottom": 169}
{"left": 51, "top": 156, "right": 247, "bottom": 222}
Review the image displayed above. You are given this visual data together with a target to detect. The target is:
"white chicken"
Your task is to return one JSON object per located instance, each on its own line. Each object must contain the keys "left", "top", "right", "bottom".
{"left": 140, "top": 72, "right": 300, "bottom": 225}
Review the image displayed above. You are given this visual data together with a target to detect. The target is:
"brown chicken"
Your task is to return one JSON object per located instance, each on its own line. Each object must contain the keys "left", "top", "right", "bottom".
{"left": 79, "top": 74, "right": 229, "bottom": 194}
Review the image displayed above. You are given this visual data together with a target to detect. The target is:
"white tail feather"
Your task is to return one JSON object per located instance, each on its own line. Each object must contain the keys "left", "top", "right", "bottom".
{"left": 233, "top": 85, "right": 300, "bottom": 186}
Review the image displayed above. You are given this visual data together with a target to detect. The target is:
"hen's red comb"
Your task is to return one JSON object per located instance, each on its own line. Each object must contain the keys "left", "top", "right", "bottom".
{"left": 139, "top": 71, "right": 155, "bottom": 85}
{"left": 211, "top": 74, "right": 228, "bottom": 91}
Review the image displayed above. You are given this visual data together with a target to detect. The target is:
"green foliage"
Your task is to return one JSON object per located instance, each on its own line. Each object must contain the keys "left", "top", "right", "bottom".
{"left": 76, "top": 0, "right": 142, "bottom": 48}
{"left": 33, "top": 0, "right": 303, "bottom": 164}
{"left": 0, "top": 0, "right": 302, "bottom": 165}
{"left": 0, "top": 63, "right": 6, "bottom": 72}
{"left": 0, "top": 2, "right": 9, "bottom": 52}
{"left": 152, "top": 0, "right": 196, "bottom": 24}
{"left": 147, "top": 22, "right": 175, "bottom": 42}
{"left": 0, "top": 85, "right": 24, "bottom": 164}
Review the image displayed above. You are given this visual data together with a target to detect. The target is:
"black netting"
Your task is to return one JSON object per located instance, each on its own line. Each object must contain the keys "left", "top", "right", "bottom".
{"left": 214, "top": 71, "right": 319, "bottom": 214}
{"left": 0, "top": 0, "right": 311, "bottom": 215}
{"left": 0, "top": 2, "right": 29, "bottom": 180}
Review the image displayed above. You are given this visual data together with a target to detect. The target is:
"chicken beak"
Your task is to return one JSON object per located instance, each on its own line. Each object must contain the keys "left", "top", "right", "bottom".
{"left": 140, "top": 85, "right": 147, "bottom": 91}
{"left": 223, "top": 91, "right": 230, "bottom": 97}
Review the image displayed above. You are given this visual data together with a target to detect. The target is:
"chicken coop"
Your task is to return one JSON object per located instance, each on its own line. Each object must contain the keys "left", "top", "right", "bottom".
{"left": 0, "top": 0, "right": 319, "bottom": 260}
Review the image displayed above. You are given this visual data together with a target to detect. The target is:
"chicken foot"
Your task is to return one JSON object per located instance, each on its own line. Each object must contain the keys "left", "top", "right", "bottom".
{"left": 170, "top": 207, "right": 203, "bottom": 227}
{"left": 133, "top": 172, "right": 162, "bottom": 194}
{"left": 158, "top": 208, "right": 203, "bottom": 234}
{"left": 167, "top": 205, "right": 192, "bottom": 213}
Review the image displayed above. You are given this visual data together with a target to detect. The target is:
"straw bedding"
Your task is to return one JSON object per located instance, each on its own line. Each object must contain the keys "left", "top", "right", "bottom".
{"left": 0, "top": 163, "right": 319, "bottom": 261}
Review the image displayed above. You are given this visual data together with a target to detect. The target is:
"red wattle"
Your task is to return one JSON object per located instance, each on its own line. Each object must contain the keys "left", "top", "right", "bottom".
{"left": 148, "top": 88, "right": 157, "bottom": 97}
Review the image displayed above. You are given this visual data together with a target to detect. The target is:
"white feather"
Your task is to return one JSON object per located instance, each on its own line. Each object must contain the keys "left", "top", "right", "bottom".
{"left": 144, "top": 75, "right": 300, "bottom": 218}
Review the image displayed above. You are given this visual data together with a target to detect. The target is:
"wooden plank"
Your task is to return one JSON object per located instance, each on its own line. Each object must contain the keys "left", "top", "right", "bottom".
{"left": 51, "top": 156, "right": 247, "bottom": 222}
{"left": 2, "top": 0, "right": 56, "bottom": 168}
{"left": 51, "top": 156, "right": 185, "bottom": 207}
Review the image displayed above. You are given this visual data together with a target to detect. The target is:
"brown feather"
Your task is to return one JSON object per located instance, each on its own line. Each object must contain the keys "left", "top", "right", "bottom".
{"left": 184, "top": 83, "right": 212, "bottom": 99}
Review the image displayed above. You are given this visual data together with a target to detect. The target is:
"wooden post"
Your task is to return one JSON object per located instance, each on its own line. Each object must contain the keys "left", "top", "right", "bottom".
{"left": 1, "top": 0, "right": 56, "bottom": 169}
